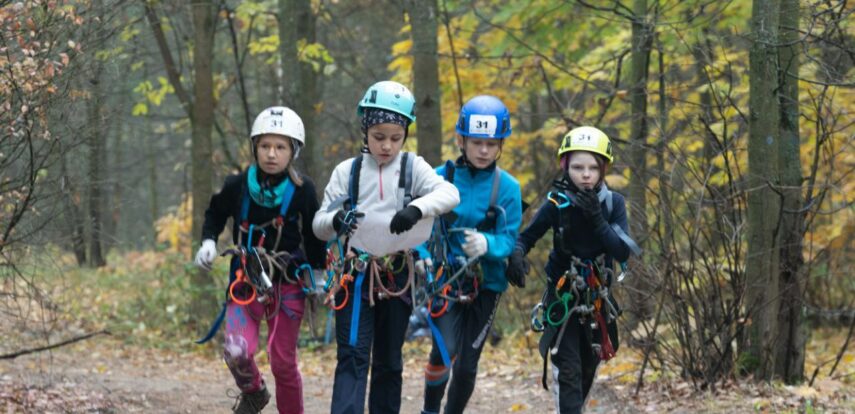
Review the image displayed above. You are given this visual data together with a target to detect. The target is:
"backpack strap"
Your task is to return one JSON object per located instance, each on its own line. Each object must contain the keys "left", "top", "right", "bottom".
{"left": 399, "top": 152, "right": 415, "bottom": 208}
{"left": 443, "top": 160, "right": 456, "bottom": 184}
{"left": 348, "top": 154, "right": 363, "bottom": 210}
{"left": 489, "top": 167, "right": 501, "bottom": 207}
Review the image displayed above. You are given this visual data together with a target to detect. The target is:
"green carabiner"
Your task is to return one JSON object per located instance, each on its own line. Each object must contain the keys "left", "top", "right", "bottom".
{"left": 546, "top": 292, "right": 573, "bottom": 326}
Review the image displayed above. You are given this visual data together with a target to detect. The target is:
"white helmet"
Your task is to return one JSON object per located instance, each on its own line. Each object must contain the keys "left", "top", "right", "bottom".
{"left": 250, "top": 106, "right": 305, "bottom": 159}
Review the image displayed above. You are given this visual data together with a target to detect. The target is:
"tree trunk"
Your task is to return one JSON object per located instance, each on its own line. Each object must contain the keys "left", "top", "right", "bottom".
{"left": 278, "top": 0, "right": 300, "bottom": 108}
{"left": 60, "top": 146, "right": 87, "bottom": 265}
{"left": 147, "top": 124, "right": 159, "bottom": 248}
{"left": 746, "top": 0, "right": 782, "bottom": 381}
{"left": 626, "top": 0, "right": 653, "bottom": 326}
{"left": 190, "top": 0, "right": 217, "bottom": 324}
{"left": 279, "top": 0, "right": 324, "bottom": 193}
{"left": 406, "top": 0, "right": 443, "bottom": 166}
{"left": 87, "top": 64, "right": 106, "bottom": 268}
{"left": 775, "top": 0, "right": 806, "bottom": 384}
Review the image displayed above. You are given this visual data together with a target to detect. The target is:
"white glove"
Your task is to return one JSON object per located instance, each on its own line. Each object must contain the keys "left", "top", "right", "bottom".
{"left": 194, "top": 239, "right": 217, "bottom": 271}
{"left": 462, "top": 230, "right": 488, "bottom": 259}
{"left": 414, "top": 258, "right": 434, "bottom": 278}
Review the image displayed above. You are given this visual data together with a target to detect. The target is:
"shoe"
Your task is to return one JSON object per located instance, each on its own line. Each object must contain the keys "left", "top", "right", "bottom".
{"left": 232, "top": 385, "right": 271, "bottom": 413}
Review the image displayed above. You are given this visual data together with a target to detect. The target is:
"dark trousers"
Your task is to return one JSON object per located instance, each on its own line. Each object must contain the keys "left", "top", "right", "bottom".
{"left": 422, "top": 290, "right": 501, "bottom": 414}
{"left": 545, "top": 313, "right": 601, "bottom": 414}
{"left": 330, "top": 276, "right": 412, "bottom": 414}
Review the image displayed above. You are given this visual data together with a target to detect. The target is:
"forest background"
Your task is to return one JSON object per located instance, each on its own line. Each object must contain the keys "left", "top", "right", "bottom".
{"left": 1, "top": 0, "right": 853, "bottom": 412}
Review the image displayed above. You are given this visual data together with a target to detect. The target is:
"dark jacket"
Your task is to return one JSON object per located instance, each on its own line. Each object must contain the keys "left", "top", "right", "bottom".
{"left": 516, "top": 184, "right": 631, "bottom": 282}
{"left": 202, "top": 170, "right": 326, "bottom": 269}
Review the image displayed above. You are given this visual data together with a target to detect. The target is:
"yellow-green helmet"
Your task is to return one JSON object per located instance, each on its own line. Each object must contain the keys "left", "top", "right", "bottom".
{"left": 557, "top": 126, "right": 613, "bottom": 163}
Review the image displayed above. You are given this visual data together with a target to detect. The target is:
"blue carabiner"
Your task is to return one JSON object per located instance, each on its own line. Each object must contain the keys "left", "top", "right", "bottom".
{"left": 295, "top": 264, "right": 316, "bottom": 294}
{"left": 547, "top": 191, "right": 571, "bottom": 209}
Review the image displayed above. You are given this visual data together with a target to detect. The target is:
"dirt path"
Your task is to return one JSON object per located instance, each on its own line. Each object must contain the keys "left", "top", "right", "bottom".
{"left": 1, "top": 337, "right": 636, "bottom": 413}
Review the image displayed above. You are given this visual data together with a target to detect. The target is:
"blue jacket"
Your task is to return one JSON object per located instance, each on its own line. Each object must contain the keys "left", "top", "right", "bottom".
{"left": 418, "top": 160, "right": 522, "bottom": 293}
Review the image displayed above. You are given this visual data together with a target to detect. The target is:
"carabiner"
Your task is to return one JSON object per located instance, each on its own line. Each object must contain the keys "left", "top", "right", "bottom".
{"left": 530, "top": 303, "right": 545, "bottom": 332}
{"left": 547, "top": 191, "right": 571, "bottom": 209}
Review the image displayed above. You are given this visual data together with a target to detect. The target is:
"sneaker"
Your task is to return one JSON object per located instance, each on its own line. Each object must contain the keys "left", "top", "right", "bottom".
{"left": 232, "top": 385, "right": 271, "bottom": 414}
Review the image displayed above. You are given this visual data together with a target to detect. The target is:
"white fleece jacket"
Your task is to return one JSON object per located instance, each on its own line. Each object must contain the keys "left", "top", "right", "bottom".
{"left": 312, "top": 152, "right": 460, "bottom": 242}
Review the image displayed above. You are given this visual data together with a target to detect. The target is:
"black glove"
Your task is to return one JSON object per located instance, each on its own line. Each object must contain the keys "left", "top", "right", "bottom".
{"left": 333, "top": 209, "right": 364, "bottom": 236}
{"left": 507, "top": 246, "right": 529, "bottom": 288}
{"left": 575, "top": 189, "right": 608, "bottom": 229}
{"left": 389, "top": 205, "right": 422, "bottom": 234}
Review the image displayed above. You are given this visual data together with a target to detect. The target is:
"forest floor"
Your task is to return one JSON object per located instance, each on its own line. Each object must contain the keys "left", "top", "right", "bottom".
{"left": 2, "top": 331, "right": 853, "bottom": 413}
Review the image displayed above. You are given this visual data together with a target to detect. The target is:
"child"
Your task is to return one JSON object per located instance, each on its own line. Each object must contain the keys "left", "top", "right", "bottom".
{"left": 194, "top": 106, "right": 326, "bottom": 414}
{"left": 418, "top": 95, "right": 522, "bottom": 414}
{"left": 507, "top": 126, "right": 640, "bottom": 414}
{"left": 312, "top": 80, "right": 459, "bottom": 414}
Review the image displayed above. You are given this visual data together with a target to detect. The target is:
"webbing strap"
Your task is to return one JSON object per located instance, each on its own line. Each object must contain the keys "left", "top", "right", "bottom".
{"left": 348, "top": 270, "right": 366, "bottom": 346}
{"left": 399, "top": 152, "right": 415, "bottom": 208}
{"left": 489, "top": 168, "right": 501, "bottom": 207}
{"left": 611, "top": 223, "right": 642, "bottom": 256}
{"left": 348, "top": 155, "right": 363, "bottom": 211}
{"left": 426, "top": 314, "right": 452, "bottom": 368}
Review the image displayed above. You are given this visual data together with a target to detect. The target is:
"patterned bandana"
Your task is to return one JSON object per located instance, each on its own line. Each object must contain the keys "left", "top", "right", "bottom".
{"left": 361, "top": 108, "right": 410, "bottom": 133}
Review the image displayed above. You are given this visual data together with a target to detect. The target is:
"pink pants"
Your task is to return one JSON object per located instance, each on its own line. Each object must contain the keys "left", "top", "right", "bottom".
{"left": 224, "top": 282, "right": 305, "bottom": 414}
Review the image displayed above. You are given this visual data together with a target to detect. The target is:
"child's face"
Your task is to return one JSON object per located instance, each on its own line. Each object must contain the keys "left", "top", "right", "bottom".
{"left": 366, "top": 123, "right": 405, "bottom": 166}
{"left": 566, "top": 151, "right": 601, "bottom": 190}
{"left": 457, "top": 136, "right": 502, "bottom": 169}
{"left": 255, "top": 134, "right": 293, "bottom": 175}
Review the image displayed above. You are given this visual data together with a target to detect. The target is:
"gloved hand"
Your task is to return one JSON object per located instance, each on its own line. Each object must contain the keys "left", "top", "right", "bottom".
{"left": 575, "top": 189, "right": 608, "bottom": 229}
{"left": 390, "top": 205, "right": 422, "bottom": 234}
{"left": 333, "top": 209, "right": 364, "bottom": 236}
{"left": 414, "top": 257, "right": 433, "bottom": 279}
{"left": 194, "top": 239, "right": 217, "bottom": 271}
{"left": 462, "top": 229, "right": 488, "bottom": 259}
{"left": 507, "top": 246, "right": 529, "bottom": 288}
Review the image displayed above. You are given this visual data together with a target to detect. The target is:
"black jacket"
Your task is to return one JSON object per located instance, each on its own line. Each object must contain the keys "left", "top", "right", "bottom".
{"left": 201, "top": 170, "right": 326, "bottom": 269}
{"left": 516, "top": 188, "right": 631, "bottom": 282}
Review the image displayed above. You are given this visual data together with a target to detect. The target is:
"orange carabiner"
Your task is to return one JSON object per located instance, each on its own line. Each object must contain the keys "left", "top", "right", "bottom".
{"left": 229, "top": 268, "right": 256, "bottom": 305}
{"left": 331, "top": 273, "right": 354, "bottom": 311}
{"left": 428, "top": 284, "right": 451, "bottom": 318}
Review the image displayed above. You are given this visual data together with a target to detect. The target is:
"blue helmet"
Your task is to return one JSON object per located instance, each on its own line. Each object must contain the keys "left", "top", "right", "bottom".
{"left": 455, "top": 95, "right": 511, "bottom": 139}
{"left": 357, "top": 81, "right": 417, "bottom": 122}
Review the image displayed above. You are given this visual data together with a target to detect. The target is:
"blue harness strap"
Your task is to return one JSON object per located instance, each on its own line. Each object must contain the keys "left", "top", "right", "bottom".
{"left": 427, "top": 314, "right": 452, "bottom": 368}
{"left": 196, "top": 257, "right": 241, "bottom": 344}
{"left": 349, "top": 270, "right": 366, "bottom": 346}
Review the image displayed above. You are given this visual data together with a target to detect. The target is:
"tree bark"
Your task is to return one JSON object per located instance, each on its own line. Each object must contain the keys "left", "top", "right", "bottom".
{"left": 60, "top": 146, "right": 86, "bottom": 265}
{"left": 406, "top": 0, "right": 443, "bottom": 166}
{"left": 746, "top": 0, "right": 782, "bottom": 381}
{"left": 189, "top": 0, "right": 217, "bottom": 323}
{"left": 279, "top": 0, "right": 324, "bottom": 193}
{"left": 775, "top": 0, "right": 806, "bottom": 384}
{"left": 87, "top": 64, "right": 106, "bottom": 268}
{"left": 626, "top": 0, "right": 653, "bottom": 326}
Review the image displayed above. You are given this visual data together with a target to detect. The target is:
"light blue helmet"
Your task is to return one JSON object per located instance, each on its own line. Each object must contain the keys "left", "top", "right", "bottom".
{"left": 455, "top": 95, "right": 511, "bottom": 139}
{"left": 357, "top": 81, "right": 416, "bottom": 122}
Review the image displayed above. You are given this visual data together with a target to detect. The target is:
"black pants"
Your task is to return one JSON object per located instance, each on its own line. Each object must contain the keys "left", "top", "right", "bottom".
{"left": 422, "top": 290, "right": 501, "bottom": 414}
{"left": 330, "top": 267, "right": 412, "bottom": 414}
{"left": 544, "top": 313, "right": 601, "bottom": 414}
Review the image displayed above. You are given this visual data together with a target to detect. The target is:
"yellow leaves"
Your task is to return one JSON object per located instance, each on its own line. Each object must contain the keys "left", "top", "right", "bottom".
{"left": 389, "top": 39, "right": 413, "bottom": 76}
{"left": 508, "top": 403, "right": 527, "bottom": 411}
{"left": 132, "top": 77, "right": 174, "bottom": 116}
{"left": 119, "top": 25, "right": 139, "bottom": 42}
{"left": 248, "top": 34, "right": 279, "bottom": 56}
{"left": 155, "top": 194, "right": 193, "bottom": 254}
{"left": 132, "top": 102, "right": 148, "bottom": 116}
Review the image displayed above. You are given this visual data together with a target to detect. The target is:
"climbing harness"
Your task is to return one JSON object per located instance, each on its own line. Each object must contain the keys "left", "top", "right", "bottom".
{"left": 195, "top": 177, "right": 318, "bottom": 344}
{"left": 531, "top": 255, "right": 621, "bottom": 389}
